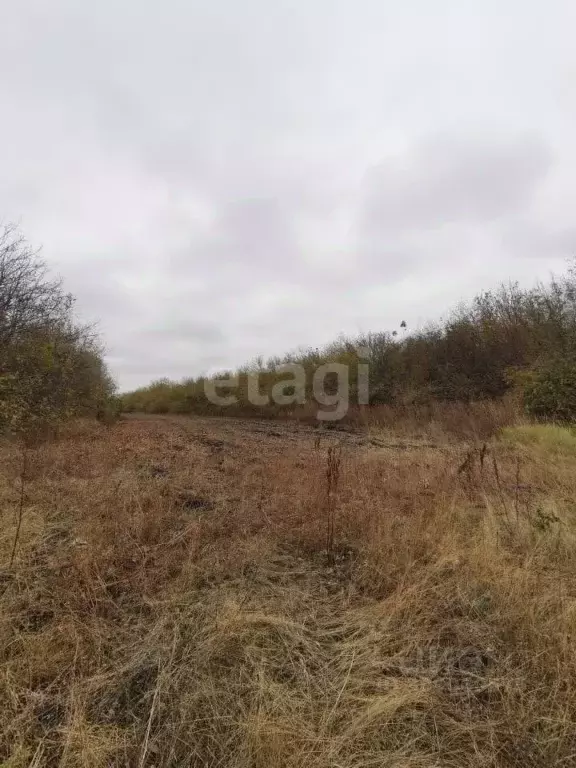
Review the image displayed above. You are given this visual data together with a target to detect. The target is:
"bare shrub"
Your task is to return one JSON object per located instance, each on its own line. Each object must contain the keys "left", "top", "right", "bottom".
{"left": 0, "top": 225, "right": 115, "bottom": 439}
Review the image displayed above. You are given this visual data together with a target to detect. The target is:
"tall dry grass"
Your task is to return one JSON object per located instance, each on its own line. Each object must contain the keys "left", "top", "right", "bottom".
{"left": 0, "top": 414, "right": 575, "bottom": 767}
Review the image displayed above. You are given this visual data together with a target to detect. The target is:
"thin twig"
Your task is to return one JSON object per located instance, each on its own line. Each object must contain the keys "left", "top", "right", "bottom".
{"left": 325, "top": 445, "right": 342, "bottom": 560}
{"left": 492, "top": 454, "right": 512, "bottom": 529}
{"left": 9, "top": 444, "right": 28, "bottom": 568}
{"left": 514, "top": 455, "right": 521, "bottom": 526}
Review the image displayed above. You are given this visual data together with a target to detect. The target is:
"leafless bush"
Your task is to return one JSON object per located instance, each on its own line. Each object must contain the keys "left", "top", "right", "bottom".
{"left": 0, "top": 224, "right": 115, "bottom": 439}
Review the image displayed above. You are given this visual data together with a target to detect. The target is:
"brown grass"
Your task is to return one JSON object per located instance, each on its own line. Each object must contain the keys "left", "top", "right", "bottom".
{"left": 1, "top": 413, "right": 575, "bottom": 767}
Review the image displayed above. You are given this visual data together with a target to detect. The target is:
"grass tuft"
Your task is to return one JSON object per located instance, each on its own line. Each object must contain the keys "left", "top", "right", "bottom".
{"left": 501, "top": 423, "right": 576, "bottom": 455}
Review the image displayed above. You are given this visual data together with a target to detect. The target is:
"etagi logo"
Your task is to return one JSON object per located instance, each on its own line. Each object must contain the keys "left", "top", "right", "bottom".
{"left": 204, "top": 347, "right": 370, "bottom": 421}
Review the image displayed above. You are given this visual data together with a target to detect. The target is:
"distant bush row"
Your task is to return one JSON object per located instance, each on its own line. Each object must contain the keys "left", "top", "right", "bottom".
{"left": 122, "top": 263, "right": 576, "bottom": 423}
{"left": 0, "top": 225, "right": 117, "bottom": 440}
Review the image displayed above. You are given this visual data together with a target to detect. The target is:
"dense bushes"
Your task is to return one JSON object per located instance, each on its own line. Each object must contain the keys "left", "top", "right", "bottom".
{"left": 0, "top": 225, "right": 116, "bottom": 438}
{"left": 518, "top": 358, "right": 576, "bottom": 422}
{"left": 122, "top": 264, "right": 576, "bottom": 421}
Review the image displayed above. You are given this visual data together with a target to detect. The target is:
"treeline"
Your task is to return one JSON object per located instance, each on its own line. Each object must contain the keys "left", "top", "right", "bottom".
{"left": 0, "top": 225, "right": 116, "bottom": 439}
{"left": 122, "top": 263, "right": 576, "bottom": 422}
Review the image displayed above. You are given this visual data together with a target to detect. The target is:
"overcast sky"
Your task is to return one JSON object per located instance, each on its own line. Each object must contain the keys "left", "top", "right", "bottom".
{"left": 2, "top": 0, "right": 576, "bottom": 390}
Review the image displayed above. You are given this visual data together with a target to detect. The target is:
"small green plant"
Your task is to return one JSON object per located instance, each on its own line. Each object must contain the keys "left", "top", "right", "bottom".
{"left": 533, "top": 506, "right": 561, "bottom": 532}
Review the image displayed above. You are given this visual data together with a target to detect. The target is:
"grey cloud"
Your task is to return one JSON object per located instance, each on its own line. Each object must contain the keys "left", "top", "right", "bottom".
{"left": 211, "top": 198, "right": 300, "bottom": 272}
{"left": 501, "top": 221, "right": 576, "bottom": 260}
{"left": 1, "top": 0, "right": 575, "bottom": 390}
{"left": 109, "top": 356, "right": 229, "bottom": 393}
{"left": 168, "top": 196, "right": 307, "bottom": 295}
{"left": 144, "top": 319, "right": 226, "bottom": 344}
{"left": 109, "top": 335, "right": 231, "bottom": 392}
{"left": 56, "top": 261, "right": 137, "bottom": 322}
{"left": 360, "top": 135, "right": 553, "bottom": 238}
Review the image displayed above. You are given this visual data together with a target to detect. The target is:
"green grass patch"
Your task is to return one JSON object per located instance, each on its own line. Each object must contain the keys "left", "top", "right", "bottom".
{"left": 500, "top": 423, "right": 576, "bottom": 456}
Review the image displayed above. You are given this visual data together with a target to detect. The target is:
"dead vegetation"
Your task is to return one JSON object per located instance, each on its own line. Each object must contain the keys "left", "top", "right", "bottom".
{"left": 1, "top": 412, "right": 576, "bottom": 767}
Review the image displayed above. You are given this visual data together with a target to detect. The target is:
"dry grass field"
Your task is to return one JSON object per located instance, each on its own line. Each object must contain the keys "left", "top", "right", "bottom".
{"left": 1, "top": 412, "right": 576, "bottom": 767}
